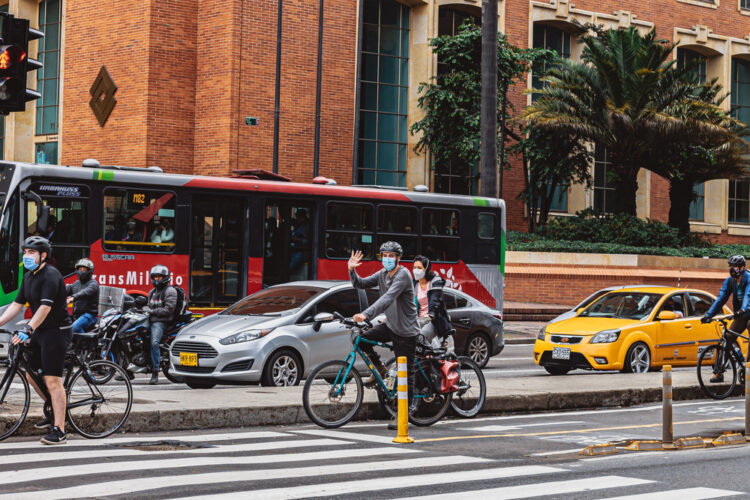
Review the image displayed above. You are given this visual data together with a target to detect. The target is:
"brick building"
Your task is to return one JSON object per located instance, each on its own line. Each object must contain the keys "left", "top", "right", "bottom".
{"left": 4, "top": 0, "right": 750, "bottom": 239}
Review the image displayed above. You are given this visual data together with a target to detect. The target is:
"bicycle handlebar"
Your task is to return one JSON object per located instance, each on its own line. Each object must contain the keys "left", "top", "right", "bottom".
{"left": 333, "top": 311, "right": 373, "bottom": 329}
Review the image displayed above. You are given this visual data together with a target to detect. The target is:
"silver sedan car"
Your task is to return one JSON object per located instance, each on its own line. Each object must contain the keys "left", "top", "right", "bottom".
{"left": 170, "top": 280, "right": 504, "bottom": 387}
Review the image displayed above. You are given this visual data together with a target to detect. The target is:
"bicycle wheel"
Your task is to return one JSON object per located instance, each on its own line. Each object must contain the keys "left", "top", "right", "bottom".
{"left": 697, "top": 344, "right": 737, "bottom": 400}
{"left": 410, "top": 359, "right": 452, "bottom": 426}
{"left": 84, "top": 348, "right": 117, "bottom": 384}
{"left": 450, "top": 357, "right": 486, "bottom": 418}
{"left": 67, "top": 360, "right": 133, "bottom": 438}
{"left": 303, "top": 360, "right": 363, "bottom": 428}
{"left": 0, "top": 365, "right": 30, "bottom": 441}
{"left": 377, "top": 358, "right": 397, "bottom": 419}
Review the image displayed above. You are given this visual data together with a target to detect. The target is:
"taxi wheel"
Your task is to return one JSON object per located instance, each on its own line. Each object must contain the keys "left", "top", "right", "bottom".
{"left": 623, "top": 342, "right": 651, "bottom": 374}
{"left": 544, "top": 366, "right": 571, "bottom": 375}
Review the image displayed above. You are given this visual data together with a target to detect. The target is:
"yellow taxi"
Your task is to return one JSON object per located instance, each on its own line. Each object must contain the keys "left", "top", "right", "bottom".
{"left": 533, "top": 286, "right": 742, "bottom": 375}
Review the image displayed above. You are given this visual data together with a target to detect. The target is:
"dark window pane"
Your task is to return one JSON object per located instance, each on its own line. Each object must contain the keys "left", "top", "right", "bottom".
{"left": 103, "top": 188, "right": 176, "bottom": 253}
{"left": 325, "top": 232, "right": 373, "bottom": 259}
{"left": 377, "top": 170, "right": 397, "bottom": 186}
{"left": 478, "top": 213, "right": 496, "bottom": 239}
{"left": 378, "top": 84, "right": 398, "bottom": 112}
{"left": 363, "top": 24, "right": 379, "bottom": 53}
{"left": 380, "top": 0, "right": 400, "bottom": 26}
{"left": 317, "top": 289, "right": 361, "bottom": 317}
{"left": 379, "top": 56, "right": 399, "bottom": 84}
{"left": 361, "top": 82, "right": 378, "bottom": 110}
{"left": 327, "top": 203, "right": 372, "bottom": 231}
{"left": 378, "top": 205, "right": 417, "bottom": 233}
{"left": 360, "top": 111, "right": 377, "bottom": 140}
{"left": 689, "top": 293, "right": 713, "bottom": 316}
{"left": 422, "top": 209, "right": 458, "bottom": 235}
{"left": 360, "top": 140, "right": 376, "bottom": 169}
{"left": 362, "top": 53, "right": 378, "bottom": 81}
{"left": 422, "top": 236, "right": 459, "bottom": 262}
{"left": 363, "top": 0, "right": 378, "bottom": 23}
{"left": 380, "top": 27, "right": 399, "bottom": 55}
{"left": 377, "top": 142, "right": 397, "bottom": 171}
{"left": 377, "top": 113, "right": 398, "bottom": 142}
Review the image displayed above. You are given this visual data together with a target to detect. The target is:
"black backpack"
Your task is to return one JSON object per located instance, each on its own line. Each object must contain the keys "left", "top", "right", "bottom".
{"left": 172, "top": 286, "right": 186, "bottom": 322}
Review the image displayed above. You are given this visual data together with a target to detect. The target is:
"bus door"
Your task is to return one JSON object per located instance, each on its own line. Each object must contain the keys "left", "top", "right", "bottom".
{"left": 262, "top": 201, "right": 315, "bottom": 287}
{"left": 190, "top": 196, "right": 245, "bottom": 307}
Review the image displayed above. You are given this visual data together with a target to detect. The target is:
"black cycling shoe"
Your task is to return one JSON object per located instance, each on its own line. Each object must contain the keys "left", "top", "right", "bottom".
{"left": 34, "top": 416, "right": 52, "bottom": 430}
{"left": 710, "top": 373, "right": 724, "bottom": 383}
{"left": 387, "top": 418, "right": 398, "bottom": 430}
{"left": 40, "top": 426, "right": 67, "bottom": 445}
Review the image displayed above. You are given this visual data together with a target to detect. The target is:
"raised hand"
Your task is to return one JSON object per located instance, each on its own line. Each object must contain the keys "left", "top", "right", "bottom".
{"left": 348, "top": 250, "right": 363, "bottom": 270}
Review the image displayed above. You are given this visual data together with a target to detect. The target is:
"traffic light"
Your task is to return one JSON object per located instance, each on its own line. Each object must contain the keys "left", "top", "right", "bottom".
{"left": 0, "top": 12, "right": 42, "bottom": 115}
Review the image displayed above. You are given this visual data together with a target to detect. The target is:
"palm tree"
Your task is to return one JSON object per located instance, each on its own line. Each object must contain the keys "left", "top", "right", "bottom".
{"left": 523, "top": 26, "right": 701, "bottom": 215}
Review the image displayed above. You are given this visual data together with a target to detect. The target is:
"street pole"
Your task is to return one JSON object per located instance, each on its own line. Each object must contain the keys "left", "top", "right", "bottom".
{"left": 480, "top": 0, "right": 497, "bottom": 199}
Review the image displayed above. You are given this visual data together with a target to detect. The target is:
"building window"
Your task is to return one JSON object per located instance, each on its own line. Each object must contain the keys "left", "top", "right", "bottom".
{"left": 729, "top": 180, "right": 750, "bottom": 223}
{"left": 532, "top": 24, "right": 571, "bottom": 99}
{"left": 732, "top": 59, "right": 750, "bottom": 127}
{"left": 593, "top": 146, "right": 614, "bottom": 213}
{"left": 689, "top": 182, "right": 705, "bottom": 221}
{"left": 357, "top": 0, "right": 410, "bottom": 188}
{"left": 436, "top": 8, "right": 477, "bottom": 75}
{"left": 35, "top": 142, "right": 57, "bottom": 164}
{"left": 677, "top": 48, "right": 707, "bottom": 84}
{"left": 546, "top": 183, "right": 568, "bottom": 212}
{"left": 37, "top": 0, "right": 61, "bottom": 137}
{"left": 743, "top": 0, "right": 750, "bottom": 10}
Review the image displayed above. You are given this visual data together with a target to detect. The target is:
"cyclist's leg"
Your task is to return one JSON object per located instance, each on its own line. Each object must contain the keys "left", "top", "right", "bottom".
{"left": 360, "top": 323, "right": 392, "bottom": 370}
{"left": 392, "top": 333, "right": 416, "bottom": 404}
{"left": 24, "top": 339, "right": 47, "bottom": 400}
{"left": 729, "top": 316, "right": 749, "bottom": 359}
{"left": 38, "top": 327, "right": 71, "bottom": 431}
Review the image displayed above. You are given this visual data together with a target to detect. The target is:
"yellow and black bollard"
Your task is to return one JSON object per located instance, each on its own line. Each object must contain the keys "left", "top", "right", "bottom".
{"left": 746, "top": 362, "right": 750, "bottom": 442}
{"left": 392, "top": 356, "right": 413, "bottom": 444}
{"left": 663, "top": 365, "right": 674, "bottom": 449}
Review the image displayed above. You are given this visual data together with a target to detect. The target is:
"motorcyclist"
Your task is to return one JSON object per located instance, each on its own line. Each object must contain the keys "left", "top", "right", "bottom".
{"left": 66, "top": 258, "right": 99, "bottom": 333}
{"left": 702, "top": 254, "right": 750, "bottom": 382}
{"left": 143, "top": 265, "right": 177, "bottom": 385}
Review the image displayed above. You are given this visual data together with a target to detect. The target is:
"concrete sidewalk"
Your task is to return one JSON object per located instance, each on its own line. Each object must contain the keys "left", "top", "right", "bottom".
{"left": 14, "top": 370, "right": 732, "bottom": 436}
{"left": 503, "top": 321, "right": 545, "bottom": 344}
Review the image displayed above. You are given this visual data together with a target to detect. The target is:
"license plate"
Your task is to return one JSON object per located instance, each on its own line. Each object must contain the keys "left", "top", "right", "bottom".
{"left": 179, "top": 352, "right": 198, "bottom": 367}
{"left": 552, "top": 347, "right": 571, "bottom": 360}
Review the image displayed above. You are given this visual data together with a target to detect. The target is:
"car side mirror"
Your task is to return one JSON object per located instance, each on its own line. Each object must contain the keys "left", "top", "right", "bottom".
{"left": 658, "top": 311, "right": 677, "bottom": 321}
{"left": 312, "top": 312, "right": 334, "bottom": 332}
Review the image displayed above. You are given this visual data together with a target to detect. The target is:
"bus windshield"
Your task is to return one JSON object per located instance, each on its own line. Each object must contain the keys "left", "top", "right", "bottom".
{"left": 580, "top": 292, "right": 662, "bottom": 320}
{"left": 222, "top": 285, "right": 324, "bottom": 316}
{"left": 0, "top": 190, "right": 19, "bottom": 294}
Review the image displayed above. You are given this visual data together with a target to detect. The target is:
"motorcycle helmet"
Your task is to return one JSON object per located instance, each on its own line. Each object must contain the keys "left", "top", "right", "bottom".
{"left": 75, "top": 258, "right": 94, "bottom": 282}
{"left": 150, "top": 264, "right": 171, "bottom": 289}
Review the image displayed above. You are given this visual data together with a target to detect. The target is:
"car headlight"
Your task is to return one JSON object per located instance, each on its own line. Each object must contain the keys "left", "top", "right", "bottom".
{"left": 219, "top": 329, "right": 273, "bottom": 345}
{"left": 537, "top": 326, "right": 546, "bottom": 341}
{"left": 590, "top": 329, "right": 620, "bottom": 344}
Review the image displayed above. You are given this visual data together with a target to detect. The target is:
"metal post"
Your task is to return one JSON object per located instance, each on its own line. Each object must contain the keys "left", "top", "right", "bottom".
{"left": 663, "top": 365, "right": 674, "bottom": 448}
{"left": 480, "top": 0, "right": 498, "bottom": 198}
{"left": 392, "top": 356, "right": 413, "bottom": 444}
{"left": 745, "top": 362, "right": 750, "bottom": 441}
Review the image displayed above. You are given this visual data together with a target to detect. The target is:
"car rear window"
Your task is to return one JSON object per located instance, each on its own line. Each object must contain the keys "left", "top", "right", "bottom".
{"left": 223, "top": 286, "right": 324, "bottom": 315}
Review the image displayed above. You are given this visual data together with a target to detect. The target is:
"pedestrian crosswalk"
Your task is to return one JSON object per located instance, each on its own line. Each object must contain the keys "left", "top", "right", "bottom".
{"left": 0, "top": 429, "right": 743, "bottom": 499}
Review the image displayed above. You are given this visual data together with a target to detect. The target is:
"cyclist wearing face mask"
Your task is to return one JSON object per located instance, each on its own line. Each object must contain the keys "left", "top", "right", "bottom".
{"left": 702, "top": 254, "right": 750, "bottom": 382}
{"left": 0, "top": 236, "right": 72, "bottom": 444}
{"left": 66, "top": 258, "right": 100, "bottom": 334}
{"left": 348, "top": 241, "right": 419, "bottom": 429}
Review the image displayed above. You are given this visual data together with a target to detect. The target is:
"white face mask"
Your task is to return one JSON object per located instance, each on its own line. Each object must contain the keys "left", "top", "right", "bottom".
{"left": 413, "top": 269, "right": 425, "bottom": 280}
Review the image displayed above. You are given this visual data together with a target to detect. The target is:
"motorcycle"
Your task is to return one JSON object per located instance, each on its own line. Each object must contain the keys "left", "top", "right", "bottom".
{"left": 94, "top": 295, "right": 199, "bottom": 383}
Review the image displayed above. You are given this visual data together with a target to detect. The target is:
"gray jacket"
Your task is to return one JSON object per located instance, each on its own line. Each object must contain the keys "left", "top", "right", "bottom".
{"left": 349, "top": 266, "right": 420, "bottom": 337}
{"left": 66, "top": 278, "right": 99, "bottom": 318}
{"left": 148, "top": 286, "right": 177, "bottom": 323}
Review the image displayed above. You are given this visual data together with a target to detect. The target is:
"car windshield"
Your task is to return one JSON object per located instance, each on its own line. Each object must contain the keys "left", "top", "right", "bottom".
{"left": 222, "top": 285, "right": 324, "bottom": 316}
{"left": 580, "top": 292, "right": 662, "bottom": 320}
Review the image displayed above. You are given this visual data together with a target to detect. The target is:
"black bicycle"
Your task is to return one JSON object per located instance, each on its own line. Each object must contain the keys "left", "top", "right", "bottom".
{"left": 0, "top": 329, "right": 133, "bottom": 441}
{"left": 697, "top": 315, "right": 747, "bottom": 400}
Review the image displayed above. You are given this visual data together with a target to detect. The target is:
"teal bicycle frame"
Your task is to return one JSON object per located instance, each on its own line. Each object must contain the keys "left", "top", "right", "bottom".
{"left": 331, "top": 334, "right": 394, "bottom": 397}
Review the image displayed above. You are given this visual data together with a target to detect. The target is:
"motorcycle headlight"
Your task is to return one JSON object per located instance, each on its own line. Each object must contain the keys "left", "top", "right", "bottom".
{"left": 590, "top": 329, "right": 620, "bottom": 344}
{"left": 219, "top": 329, "right": 273, "bottom": 345}
{"left": 537, "top": 326, "right": 546, "bottom": 341}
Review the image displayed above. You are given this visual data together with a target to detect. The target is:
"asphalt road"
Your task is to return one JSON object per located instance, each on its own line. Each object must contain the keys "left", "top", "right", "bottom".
{"left": 2, "top": 398, "right": 749, "bottom": 498}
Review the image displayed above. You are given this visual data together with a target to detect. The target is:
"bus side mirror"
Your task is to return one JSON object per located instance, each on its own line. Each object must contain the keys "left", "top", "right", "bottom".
{"left": 22, "top": 190, "right": 50, "bottom": 236}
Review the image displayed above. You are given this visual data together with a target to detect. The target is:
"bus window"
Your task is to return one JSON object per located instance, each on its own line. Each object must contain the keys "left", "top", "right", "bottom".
{"left": 103, "top": 188, "right": 176, "bottom": 253}
{"left": 325, "top": 203, "right": 373, "bottom": 259}
{"left": 26, "top": 184, "right": 90, "bottom": 276}
{"left": 376, "top": 205, "right": 418, "bottom": 260}
{"left": 263, "top": 202, "right": 314, "bottom": 287}
{"left": 0, "top": 191, "right": 19, "bottom": 293}
{"left": 477, "top": 213, "right": 496, "bottom": 239}
{"left": 421, "top": 209, "right": 459, "bottom": 262}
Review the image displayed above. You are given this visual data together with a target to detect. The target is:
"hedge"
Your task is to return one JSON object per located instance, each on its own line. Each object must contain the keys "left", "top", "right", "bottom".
{"left": 507, "top": 231, "right": 750, "bottom": 259}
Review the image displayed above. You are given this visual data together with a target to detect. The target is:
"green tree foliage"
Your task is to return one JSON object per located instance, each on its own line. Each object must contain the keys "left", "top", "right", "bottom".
{"left": 410, "top": 23, "right": 549, "bottom": 189}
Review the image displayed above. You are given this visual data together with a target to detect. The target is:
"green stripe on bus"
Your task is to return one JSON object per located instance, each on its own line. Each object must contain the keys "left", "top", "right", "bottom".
{"left": 93, "top": 170, "right": 114, "bottom": 181}
{"left": 473, "top": 198, "right": 491, "bottom": 207}
{"left": 500, "top": 229, "right": 506, "bottom": 276}
{"left": 0, "top": 262, "right": 22, "bottom": 308}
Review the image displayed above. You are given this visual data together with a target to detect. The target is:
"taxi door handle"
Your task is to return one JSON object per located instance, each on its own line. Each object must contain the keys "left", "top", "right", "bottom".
{"left": 685, "top": 325, "right": 692, "bottom": 330}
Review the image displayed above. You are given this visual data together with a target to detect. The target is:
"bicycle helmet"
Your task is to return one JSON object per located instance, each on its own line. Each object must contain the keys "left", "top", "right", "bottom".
{"left": 22, "top": 236, "right": 51, "bottom": 260}
{"left": 379, "top": 241, "right": 403, "bottom": 256}
{"left": 150, "top": 264, "right": 171, "bottom": 289}
{"left": 728, "top": 255, "right": 746, "bottom": 267}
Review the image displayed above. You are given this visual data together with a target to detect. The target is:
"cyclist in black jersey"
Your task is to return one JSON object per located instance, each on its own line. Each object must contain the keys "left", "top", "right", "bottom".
{"left": 0, "top": 236, "right": 72, "bottom": 444}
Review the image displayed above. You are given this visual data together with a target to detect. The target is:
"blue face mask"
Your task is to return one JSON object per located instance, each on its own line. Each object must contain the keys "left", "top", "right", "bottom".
{"left": 382, "top": 256, "right": 396, "bottom": 271}
{"left": 23, "top": 255, "right": 38, "bottom": 271}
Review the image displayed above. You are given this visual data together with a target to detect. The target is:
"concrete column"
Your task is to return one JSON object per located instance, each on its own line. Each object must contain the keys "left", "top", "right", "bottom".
{"left": 636, "top": 169, "right": 651, "bottom": 219}
{"left": 406, "top": 2, "right": 433, "bottom": 189}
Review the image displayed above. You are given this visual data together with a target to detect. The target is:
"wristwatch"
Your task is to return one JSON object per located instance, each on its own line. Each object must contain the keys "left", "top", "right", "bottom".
{"left": 23, "top": 324, "right": 33, "bottom": 335}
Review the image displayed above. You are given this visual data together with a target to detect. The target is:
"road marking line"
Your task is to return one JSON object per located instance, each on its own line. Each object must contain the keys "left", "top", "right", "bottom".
{"left": 396, "top": 475, "right": 654, "bottom": 499}
{"left": 0, "top": 430, "right": 290, "bottom": 451}
{"left": 467, "top": 421, "right": 587, "bottom": 432}
{"left": 492, "top": 357, "right": 532, "bottom": 361}
{"left": 603, "top": 487, "right": 744, "bottom": 499}
{"left": 482, "top": 369, "right": 546, "bottom": 374}
{"left": 418, "top": 417, "right": 744, "bottom": 443}
{"left": 293, "top": 428, "right": 398, "bottom": 444}
{"left": 529, "top": 448, "right": 587, "bottom": 457}
{"left": 171, "top": 465, "right": 569, "bottom": 500}
{"left": 0, "top": 455, "right": 497, "bottom": 500}
{"left": 0, "top": 438, "right": 349, "bottom": 466}
{"left": 0, "top": 447, "right": 422, "bottom": 484}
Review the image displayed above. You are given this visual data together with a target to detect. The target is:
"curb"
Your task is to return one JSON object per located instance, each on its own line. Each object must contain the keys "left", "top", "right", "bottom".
{"left": 12, "top": 383, "right": 722, "bottom": 437}
{"left": 504, "top": 337, "right": 536, "bottom": 345}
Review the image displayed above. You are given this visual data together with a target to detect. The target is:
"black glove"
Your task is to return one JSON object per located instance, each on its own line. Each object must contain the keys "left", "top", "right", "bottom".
{"left": 736, "top": 310, "right": 746, "bottom": 318}
{"left": 701, "top": 316, "right": 711, "bottom": 324}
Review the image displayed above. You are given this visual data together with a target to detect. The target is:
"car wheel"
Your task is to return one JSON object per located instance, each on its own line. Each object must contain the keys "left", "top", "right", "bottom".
{"left": 623, "top": 342, "right": 651, "bottom": 374}
{"left": 262, "top": 349, "right": 302, "bottom": 387}
{"left": 465, "top": 333, "right": 490, "bottom": 368}
{"left": 544, "top": 366, "right": 571, "bottom": 375}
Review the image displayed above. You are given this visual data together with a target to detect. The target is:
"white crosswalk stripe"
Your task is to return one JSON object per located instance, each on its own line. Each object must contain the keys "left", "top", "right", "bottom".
{"left": 0, "top": 429, "right": 744, "bottom": 499}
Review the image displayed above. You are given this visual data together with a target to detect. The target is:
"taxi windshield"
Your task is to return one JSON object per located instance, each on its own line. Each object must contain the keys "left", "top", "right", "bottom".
{"left": 580, "top": 292, "right": 662, "bottom": 320}
{"left": 222, "top": 285, "right": 324, "bottom": 316}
